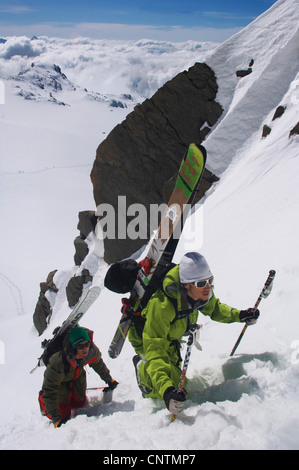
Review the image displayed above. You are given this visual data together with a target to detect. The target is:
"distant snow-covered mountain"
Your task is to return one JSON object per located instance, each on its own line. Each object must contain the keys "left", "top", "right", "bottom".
{"left": 9, "top": 62, "right": 134, "bottom": 108}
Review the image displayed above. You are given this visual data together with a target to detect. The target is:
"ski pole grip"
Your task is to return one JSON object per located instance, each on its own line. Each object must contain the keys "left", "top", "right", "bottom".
{"left": 260, "top": 269, "right": 276, "bottom": 300}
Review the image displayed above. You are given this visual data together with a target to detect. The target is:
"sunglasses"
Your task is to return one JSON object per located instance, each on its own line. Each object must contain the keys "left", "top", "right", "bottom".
{"left": 76, "top": 342, "right": 90, "bottom": 350}
{"left": 194, "top": 277, "right": 214, "bottom": 288}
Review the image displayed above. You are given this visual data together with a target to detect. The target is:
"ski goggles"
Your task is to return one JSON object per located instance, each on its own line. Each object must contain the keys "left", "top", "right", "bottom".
{"left": 194, "top": 277, "right": 214, "bottom": 288}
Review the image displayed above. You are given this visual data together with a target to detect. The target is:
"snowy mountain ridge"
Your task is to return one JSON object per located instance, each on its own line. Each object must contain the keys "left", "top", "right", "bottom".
{"left": 203, "top": 0, "right": 299, "bottom": 174}
{"left": 0, "top": 0, "right": 299, "bottom": 450}
{"left": 9, "top": 62, "right": 135, "bottom": 109}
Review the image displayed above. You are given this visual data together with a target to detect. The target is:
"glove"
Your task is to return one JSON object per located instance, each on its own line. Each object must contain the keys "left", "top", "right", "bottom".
{"left": 163, "top": 386, "right": 187, "bottom": 414}
{"left": 103, "top": 379, "right": 119, "bottom": 393}
{"left": 239, "top": 308, "right": 260, "bottom": 326}
{"left": 52, "top": 417, "right": 69, "bottom": 428}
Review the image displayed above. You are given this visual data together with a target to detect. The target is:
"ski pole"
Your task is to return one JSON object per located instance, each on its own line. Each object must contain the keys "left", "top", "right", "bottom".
{"left": 230, "top": 269, "right": 276, "bottom": 357}
{"left": 170, "top": 324, "right": 201, "bottom": 423}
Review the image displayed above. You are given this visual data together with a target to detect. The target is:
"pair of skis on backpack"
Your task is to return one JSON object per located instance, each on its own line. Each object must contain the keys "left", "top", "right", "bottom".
{"left": 31, "top": 143, "right": 207, "bottom": 372}
{"left": 107, "top": 143, "right": 207, "bottom": 358}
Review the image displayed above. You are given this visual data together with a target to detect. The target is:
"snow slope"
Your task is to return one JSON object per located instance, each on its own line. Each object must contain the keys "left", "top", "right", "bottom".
{"left": 0, "top": 0, "right": 299, "bottom": 451}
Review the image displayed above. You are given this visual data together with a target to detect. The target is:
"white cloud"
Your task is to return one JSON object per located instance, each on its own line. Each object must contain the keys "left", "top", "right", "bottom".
{"left": 0, "top": 5, "right": 37, "bottom": 14}
{"left": 0, "top": 21, "right": 240, "bottom": 44}
{"left": 203, "top": 11, "right": 255, "bottom": 21}
{"left": 0, "top": 35, "right": 219, "bottom": 98}
{"left": 0, "top": 36, "right": 45, "bottom": 59}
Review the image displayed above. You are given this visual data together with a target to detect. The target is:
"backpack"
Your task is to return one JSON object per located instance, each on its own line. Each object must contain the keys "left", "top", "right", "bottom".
{"left": 104, "top": 258, "right": 177, "bottom": 337}
{"left": 40, "top": 326, "right": 71, "bottom": 372}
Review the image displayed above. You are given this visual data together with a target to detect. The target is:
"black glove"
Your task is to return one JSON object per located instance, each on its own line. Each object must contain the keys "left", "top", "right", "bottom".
{"left": 239, "top": 308, "right": 260, "bottom": 326}
{"left": 103, "top": 379, "right": 119, "bottom": 393}
{"left": 163, "top": 386, "right": 187, "bottom": 414}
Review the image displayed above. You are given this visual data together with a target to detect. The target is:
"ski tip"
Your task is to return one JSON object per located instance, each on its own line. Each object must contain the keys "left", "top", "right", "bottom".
{"left": 108, "top": 346, "right": 119, "bottom": 359}
{"left": 189, "top": 143, "right": 207, "bottom": 160}
{"left": 89, "top": 285, "right": 102, "bottom": 296}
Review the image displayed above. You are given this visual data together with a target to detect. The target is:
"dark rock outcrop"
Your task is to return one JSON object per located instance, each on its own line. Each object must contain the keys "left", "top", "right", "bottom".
{"left": 262, "top": 124, "right": 272, "bottom": 138}
{"left": 91, "top": 62, "right": 222, "bottom": 263}
{"left": 33, "top": 270, "right": 58, "bottom": 335}
{"left": 33, "top": 211, "right": 97, "bottom": 334}
{"left": 289, "top": 121, "right": 299, "bottom": 138}
{"left": 236, "top": 59, "right": 254, "bottom": 78}
{"left": 272, "top": 105, "right": 286, "bottom": 121}
{"left": 66, "top": 268, "right": 93, "bottom": 307}
{"left": 77, "top": 210, "right": 98, "bottom": 238}
{"left": 74, "top": 210, "right": 98, "bottom": 265}
{"left": 74, "top": 236, "right": 89, "bottom": 266}
{"left": 236, "top": 68, "right": 252, "bottom": 78}
{"left": 262, "top": 107, "right": 296, "bottom": 140}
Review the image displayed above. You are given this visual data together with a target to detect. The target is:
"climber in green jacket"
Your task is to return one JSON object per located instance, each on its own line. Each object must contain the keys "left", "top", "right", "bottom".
{"left": 39, "top": 327, "right": 118, "bottom": 428}
{"left": 128, "top": 252, "right": 259, "bottom": 416}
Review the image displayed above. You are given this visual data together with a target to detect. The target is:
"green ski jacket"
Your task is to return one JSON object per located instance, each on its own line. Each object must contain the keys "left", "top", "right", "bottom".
{"left": 128, "top": 265, "right": 240, "bottom": 399}
{"left": 41, "top": 328, "right": 112, "bottom": 419}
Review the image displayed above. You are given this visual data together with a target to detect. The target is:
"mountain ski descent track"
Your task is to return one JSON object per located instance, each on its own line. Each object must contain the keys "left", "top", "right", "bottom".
{"left": 0, "top": 273, "right": 25, "bottom": 316}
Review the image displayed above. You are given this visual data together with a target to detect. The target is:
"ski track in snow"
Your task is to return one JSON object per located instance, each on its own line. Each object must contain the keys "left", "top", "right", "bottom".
{"left": 0, "top": 273, "right": 25, "bottom": 317}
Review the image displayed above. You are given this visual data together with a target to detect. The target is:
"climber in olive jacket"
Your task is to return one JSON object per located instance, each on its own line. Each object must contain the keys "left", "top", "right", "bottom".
{"left": 128, "top": 252, "right": 259, "bottom": 415}
{"left": 39, "top": 327, "right": 118, "bottom": 427}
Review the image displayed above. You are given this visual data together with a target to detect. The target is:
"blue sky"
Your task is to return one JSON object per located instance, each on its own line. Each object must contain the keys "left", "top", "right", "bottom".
{"left": 0, "top": 0, "right": 277, "bottom": 42}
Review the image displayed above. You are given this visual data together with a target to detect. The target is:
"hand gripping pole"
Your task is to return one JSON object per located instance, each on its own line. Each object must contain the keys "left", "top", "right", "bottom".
{"left": 230, "top": 270, "right": 276, "bottom": 357}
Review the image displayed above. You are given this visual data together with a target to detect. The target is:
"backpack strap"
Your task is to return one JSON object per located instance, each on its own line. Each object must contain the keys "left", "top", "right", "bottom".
{"left": 169, "top": 288, "right": 191, "bottom": 324}
{"left": 61, "top": 349, "right": 70, "bottom": 374}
